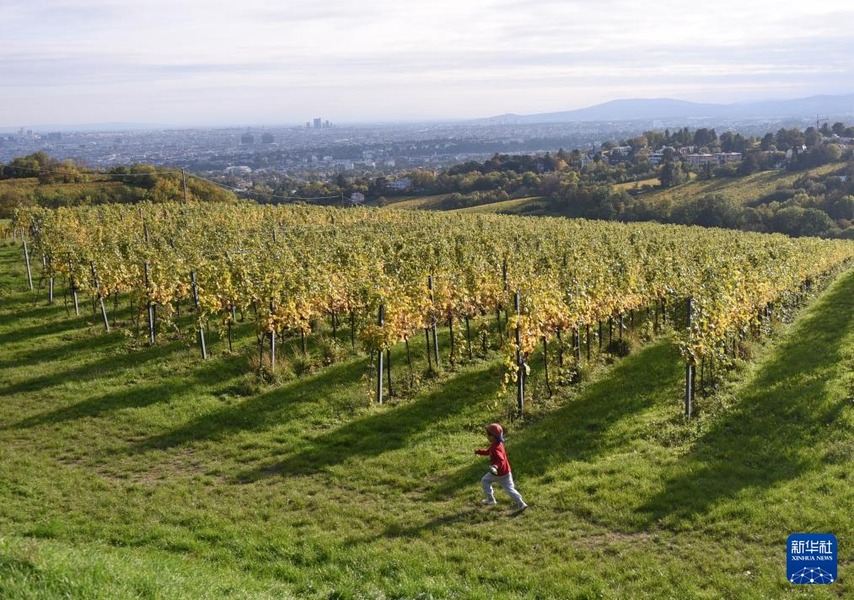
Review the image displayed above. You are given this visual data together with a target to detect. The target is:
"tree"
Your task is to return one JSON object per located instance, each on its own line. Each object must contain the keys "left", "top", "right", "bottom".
{"left": 828, "top": 195, "right": 854, "bottom": 221}
{"left": 720, "top": 131, "right": 749, "bottom": 153}
{"left": 110, "top": 164, "right": 158, "bottom": 189}
{"left": 659, "top": 159, "right": 686, "bottom": 188}
{"left": 804, "top": 127, "right": 822, "bottom": 148}
{"left": 737, "top": 153, "right": 760, "bottom": 176}
{"left": 40, "top": 159, "right": 86, "bottom": 184}
{"left": 760, "top": 133, "right": 775, "bottom": 151}
{"left": 693, "top": 128, "right": 717, "bottom": 147}
{"left": 775, "top": 128, "right": 805, "bottom": 151}
{"left": 643, "top": 130, "right": 665, "bottom": 149}
{"left": 7, "top": 152, "right": 53, "bottom": 178}
{"left": 0, "top": 187, "right": 34, "bottom": 218}
{"left": 671, "top": 194, "right": 744, "bottom": 229}
{"left": 771, "top": 206, "right": 837, "bottom": 237}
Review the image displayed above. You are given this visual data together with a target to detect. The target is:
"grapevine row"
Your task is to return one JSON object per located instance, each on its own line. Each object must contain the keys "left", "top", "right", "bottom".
{"left": 15, "top": 203, "right": 854, "bottom": 411}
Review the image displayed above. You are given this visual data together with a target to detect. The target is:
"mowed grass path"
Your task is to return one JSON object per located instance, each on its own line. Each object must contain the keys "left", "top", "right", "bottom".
{"left": 0, "top": 240, "right": 851, "bottom": 598}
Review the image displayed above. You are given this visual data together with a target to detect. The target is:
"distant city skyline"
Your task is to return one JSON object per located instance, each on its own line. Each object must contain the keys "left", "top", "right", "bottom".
{"left": 3, "top": 1, "right": 854, "bottom": 128}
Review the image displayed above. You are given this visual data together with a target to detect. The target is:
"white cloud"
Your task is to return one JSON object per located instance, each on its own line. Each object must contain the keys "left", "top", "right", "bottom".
{"left": 3, "top": 0, "right": 854, "bottom": 125}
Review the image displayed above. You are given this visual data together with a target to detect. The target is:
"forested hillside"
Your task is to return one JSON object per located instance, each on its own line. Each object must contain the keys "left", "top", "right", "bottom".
{"left": 0, "top": 151, "right": 236, "bottom": 217}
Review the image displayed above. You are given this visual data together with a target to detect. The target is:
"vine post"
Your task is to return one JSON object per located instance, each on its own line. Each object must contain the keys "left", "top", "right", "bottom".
{"left": 514, "top": 291, "right": 526, "bottom": 415}
{"left": 428, "top": 275, "right": 440, "bottom": 367}
{"left": 542, "top": 336, "right": 552, "bottom": 397}
{"left": 144, "top": 261, "right": 155, "bottom": 344}
{"left": 190, "top": 271, "right": 207, "bottom": 359}
{"left": 90, "top": 261, "right": 110, "bottom": 332}
{"left": 376, "top": 303, "right": 385, "bottom": 404}
{"left": 23, "top": 237, "right": 33, "bottom": 291}
{"left": 227, "top": 304, "right": 236, "bottom": 352}
{"left": 69, "top": 257, "right": 80, "bottom": 316}
{"left": 269, "top": 300, "right": 276, "bottom": 371}
{"left": 43, "top": 255, "right": 54, "bottom": 304}
{"left": 685, "top": 296, "right": 695, "bottom": 418}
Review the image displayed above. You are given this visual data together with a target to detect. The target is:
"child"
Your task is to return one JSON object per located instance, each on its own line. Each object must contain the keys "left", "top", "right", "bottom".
{"left": 475, "top": 422, "right": 527, "bottom": 512}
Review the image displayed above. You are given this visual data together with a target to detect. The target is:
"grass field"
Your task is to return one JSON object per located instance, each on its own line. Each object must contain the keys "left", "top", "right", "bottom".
{"left": 381, "top": 162, "right": 843, "bottom": 221}
{"left": 0, "top": 239, "right": 851, "bottom": 598}
{"left": 636, "top": 163, "right": 840, "bottom": 208}
{"left": 382, "top": 194, "right": 546, "bottom": 215}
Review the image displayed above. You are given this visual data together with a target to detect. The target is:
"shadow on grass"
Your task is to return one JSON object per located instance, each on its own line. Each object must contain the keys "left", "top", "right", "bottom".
{"left": 5, "top": 344, "right": 231, "bottom": 431}
{"left": 231, "top": 364, "right": 501, "bottom": 482}
{"left": 10, "top": 380, "right": 180, "bottom": 430}
{"left": 352, "top": 506, "right": 487, "bottom": 547}
{"left": 1, "top": 339, "right": 185, "bottom": 399}
{"left": 0, "top": 307, "right": 87, "bottom": 347}
{"left": 429, "top": 339, "right": 683, "bottom": 500}
{"left": 0, "top": 330, "right": 118, "bottom": 371}
{"left": 129, "top": 357, "right": 372, "bottom": 454}
{"left": 634, "top": 268, "right": 854, "bottom": 527}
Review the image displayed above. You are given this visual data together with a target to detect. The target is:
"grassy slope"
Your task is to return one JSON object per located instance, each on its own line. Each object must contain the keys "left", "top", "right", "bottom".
{"left": 636, "top": 163, "right": 841, "bottom": 208}
{"left": 0, "top": 240, "right": 851, "bottom": 599}
{"left": 384, "top": 163, "right": 842, "bottom": 218}
{"left": 382, "top": 195, "right": 547, "bottom": 215}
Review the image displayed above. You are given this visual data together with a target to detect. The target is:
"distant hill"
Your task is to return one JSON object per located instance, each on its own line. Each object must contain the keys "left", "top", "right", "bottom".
{"left": 482, "top": 93, "right": 854, "bottom": 124}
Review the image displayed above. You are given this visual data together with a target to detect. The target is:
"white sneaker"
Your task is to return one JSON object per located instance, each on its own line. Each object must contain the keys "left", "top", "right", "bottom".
{"left": 481, "top": 499, "right": 497, "bottom": 505}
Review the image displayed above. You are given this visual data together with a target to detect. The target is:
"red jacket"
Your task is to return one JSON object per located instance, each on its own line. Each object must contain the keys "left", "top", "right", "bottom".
{"left": 475, "top": 441, "right": 511, "bottom": 476}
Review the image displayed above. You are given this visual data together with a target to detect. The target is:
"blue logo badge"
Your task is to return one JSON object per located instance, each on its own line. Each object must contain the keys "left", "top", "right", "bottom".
{"left": 787, "top": 533, "right": 837, "bottom": 584}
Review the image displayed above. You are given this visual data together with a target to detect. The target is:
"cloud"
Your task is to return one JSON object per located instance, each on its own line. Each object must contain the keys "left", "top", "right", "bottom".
{"left": 4, "top": 0, "right": 854, "bottom": 125}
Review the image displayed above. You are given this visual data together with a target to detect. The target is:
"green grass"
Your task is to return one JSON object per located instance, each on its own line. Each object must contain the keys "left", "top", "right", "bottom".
{"left": 1, "top": 239, "right": 852, "bottom": 598}
{"left": 638, "top": 163, "right": 840, "bottom": 207}
{"left": 451, "top": 197, "right": 545, "bottom": 215}
{"left": 380, "top": 194, "right": 449, "bottom": 209}
{"left": 380, "top": 194, "right": 547, "bottom": 215}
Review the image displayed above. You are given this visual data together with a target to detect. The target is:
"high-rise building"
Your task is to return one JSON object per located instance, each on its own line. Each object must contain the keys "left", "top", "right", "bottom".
{"left": 313, "top": 118, "right": 322, "bottom": 129}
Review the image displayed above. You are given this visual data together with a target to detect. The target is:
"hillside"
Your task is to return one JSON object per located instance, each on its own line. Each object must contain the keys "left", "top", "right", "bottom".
{"left": 634, "top": 163, "right": 842, "bottom": 208}
{"left": 0, "top": 168, "right": 237, "bottom": 218}
{"left": 384, "top": 161, "right": 853, "bottom": 239}
{"left": 0, "top": 227, "right": 852, "bottom": 597}
{"left": 385, "top": 194, "right": 550, "bottom": 216}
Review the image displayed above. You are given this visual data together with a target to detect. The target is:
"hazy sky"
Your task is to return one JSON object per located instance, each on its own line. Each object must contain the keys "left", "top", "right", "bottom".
{"left": 3, "top": 0, "right": 854, "bottom": 127}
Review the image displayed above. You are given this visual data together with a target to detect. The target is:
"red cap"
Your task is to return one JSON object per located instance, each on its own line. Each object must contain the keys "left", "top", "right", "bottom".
{"left": 486, "top": 423, "right": 504, "bottom": 440}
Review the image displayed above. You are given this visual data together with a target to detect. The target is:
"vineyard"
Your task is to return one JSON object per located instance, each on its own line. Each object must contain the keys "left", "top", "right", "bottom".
{"left": 3, "top": 203, "right": 854, "bottom": 597}
{"left": 13, "top": 202, "right": 854, "bottom": 413}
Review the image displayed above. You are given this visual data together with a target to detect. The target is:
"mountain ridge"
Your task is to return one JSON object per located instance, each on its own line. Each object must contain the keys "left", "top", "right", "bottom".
{"left": 480, "top": 93, "right": 854, "bottom": 124}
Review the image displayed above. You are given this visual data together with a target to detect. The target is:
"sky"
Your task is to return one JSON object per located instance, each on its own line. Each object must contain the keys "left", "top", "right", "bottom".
{"left": 3, "top": 0, "right": 854, "bottom": 128}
